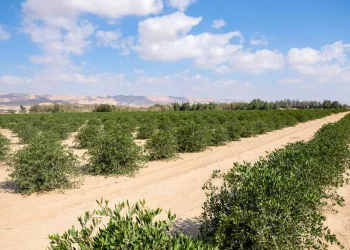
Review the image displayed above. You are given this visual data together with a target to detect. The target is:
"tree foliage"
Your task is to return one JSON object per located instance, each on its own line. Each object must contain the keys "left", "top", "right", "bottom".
{"left": 176, "top": 121, "right": 210, "bottom": 152}
{"left": 145, "top": 129, "right": 178, "bottom": 160}
{"left": 93, "top": 104, "right": 113, "bottom": 112}
{"left": 199, "top": 114, "right": 350, "bottom": 249}
{"left": 0, "top": 134, "right": 10, "bottom": 161}
{"left": 48, "top": 199, "right": 217, "bottom": 250}
{"left": 87, "top": 130, "right": 145, "bottom": 176}
{"left": 9, "top": 133, "right": 82, "bottom": 194}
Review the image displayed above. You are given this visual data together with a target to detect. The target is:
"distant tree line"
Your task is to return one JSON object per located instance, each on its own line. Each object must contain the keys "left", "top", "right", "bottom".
{"left": 24, "top": 99, "right": 348, "bottom": 114}
{"left": 218, "top": 99, "right": 348, "bottom": 111}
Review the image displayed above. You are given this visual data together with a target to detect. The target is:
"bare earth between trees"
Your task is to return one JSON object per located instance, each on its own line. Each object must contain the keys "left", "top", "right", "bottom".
{"left": 0, "top": 112, "right": 349, "bottom": 250}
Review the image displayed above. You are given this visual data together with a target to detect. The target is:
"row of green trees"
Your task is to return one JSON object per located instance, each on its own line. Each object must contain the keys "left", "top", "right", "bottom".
{"left": 1, "top": 109, "right": 349, "bottom": 248}
{"left": 0, "top": 109, "right": 344, "bottom": 195}
{"left": 48, "top": 113, "right": 350, "bottom": 249}
{"left": 199, "top": 113, "right": 350, "bottom": 249}
{"left": 217, "top": 99, "right": 347, "bottom": 110}
{"left": 156, "top": 99, "right": 348, "bottom": 112}
{"left": 22, "top": 99, "right": 348, "bottom": 114}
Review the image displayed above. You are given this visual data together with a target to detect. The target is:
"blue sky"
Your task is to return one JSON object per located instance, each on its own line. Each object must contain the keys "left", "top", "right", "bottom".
{"left": 0, "top": 0, "right": 349, "bottom": 102}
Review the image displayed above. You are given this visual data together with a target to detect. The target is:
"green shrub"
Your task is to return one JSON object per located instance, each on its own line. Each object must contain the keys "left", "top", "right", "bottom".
{"left": 209, "top": 125, "right": 230, "bottom": 146}
{"left": 9, "top": 133, "right": 82, "bottom": 194}
{"left": 13, "top": 123, "right": 40, "bottom": 144}
{"left": 0, "top": 134, "right": 10, "bottom": 160}
{"left": 225, "top": 123, "right": 242, "bottom": 141}
{"left": 48, "top": 199, "right": 217, "bottom": 250}
{"left": 137, "top": 123, "right": 158, "bottom": 139}
{"left": 104, "top": 121, "right": 134, "bottom": 134}
{"left": 252, "top": 120, "right": 272, "bottom": 134}
{"left": 93, "top": 104, "right": 113, "bottom": 112}
{"left": 199, "top": 114, "right": 350, "bottom": 249}
{"left": 87, "top": 118, "right": 102, "bottom": 126}
{"left": 145, "top": 130, "right": 178, "bottom": 160}
{"left": 176, "top": 121, "right": 210, "bottom": 152}
{"left": 240, "top": 126, "right": 256, "bottom": 138}
{"left": 87, "top": 131, "right": 145, "bottom": 176}
{"left": 74, "top": 125, "right": 102, "bottom": 149}
{"left": 51, "top": 124, "right": 71, "bottom": 140}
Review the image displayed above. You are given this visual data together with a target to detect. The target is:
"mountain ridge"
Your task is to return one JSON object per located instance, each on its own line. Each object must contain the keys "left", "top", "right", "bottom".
{"left": 0, "top": 93, "right": 243, "bottom": 108}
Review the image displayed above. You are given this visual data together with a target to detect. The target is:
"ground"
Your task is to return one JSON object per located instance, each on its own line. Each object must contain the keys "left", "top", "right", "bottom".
{"left": 0, "top": 112, "right": 349, "bottom": 249}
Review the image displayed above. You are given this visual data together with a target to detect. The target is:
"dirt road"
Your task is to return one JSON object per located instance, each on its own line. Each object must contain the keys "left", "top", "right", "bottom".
{"left": 0, "top": 112, "right": 349, "bottom": 250}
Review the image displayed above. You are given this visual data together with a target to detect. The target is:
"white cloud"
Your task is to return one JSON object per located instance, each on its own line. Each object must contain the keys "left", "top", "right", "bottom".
{"left": 0, "top": 70, "right": 255, "bottom": 100}
{"left": 134, "top": 69, "right": 145, "bottom": 74}
{"left": 0, "top": 25, "right": 11, "bottom": 40}
{"left": 250, "top": 34, "right": 268, "bottom": 46}
{"left": 22, "top": 0, "right": 163, "bottom": 20}
{"left": 168, "top": 0, "right": 196, "bottom": 11}
{"left": 135, "top": 12, "right": 281, "bottom": 74}
{"left": 135, "top": 12, "right": 243, "bottom": 68}
{"left": 211, "top": 19, "right": 226, "bottom": 30}
{"left": 287, "top": 41, "right": 350, "bottom": 82}
{"left": 182, "top": 74, "right": 255, "bottom": 99}
{"left": 0, "top": 76, "right": 32, "bottom": 85}
{"left": 107, "top": 20, "right": 117, "bottom": 25}
{"left": 20, "top": 0, "right": 164, "bottom": 81}
{"left": 278, "top": 77, "right": 304, "bottom": 84}
{"left": 95, "top": 30, "right": 134, "bottom": 55}
{"left": 215, "top": 49, "right": 284, "bottom": 74}
{"left": 214, "top": 65, "right": 232, "bottom": 74}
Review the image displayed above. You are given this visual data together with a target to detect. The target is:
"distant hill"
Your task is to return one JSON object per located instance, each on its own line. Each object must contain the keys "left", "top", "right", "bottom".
{"left": 0, "top": 93, "right": 242, "bottom": 110}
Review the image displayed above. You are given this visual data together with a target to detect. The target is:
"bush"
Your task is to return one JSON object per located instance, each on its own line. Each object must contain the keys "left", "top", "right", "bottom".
{"left": 209, "top": 125, "right": 230, "bottom": 146}
{"left": 87, "top": 118, "right": 102, "bottom": 126}
{"left": 51, "top": 124, "right": 71, "bottom": 140}
{"left": 93, "top": 104, "right": 113, "bottom": 112}
{"left": 145, "top": 129, "right": 178, "bottom": 160}
{"left": 87, "top": 131, "right": 145, "bottom": 176}
{"left": 13, "top": 123, "right": 40, "bottom": 144}
{"left": 225, "top": 123, "right": 242, "bottom": 141}
{"left": 74, "top": 125, "right": 102, "bottom": 149}
{"left": 9, "top": 133, "right": 82, "bottom": 194}
{"left": 137, "top": 123, "right": 158, "bottom": 139}
{"left": 0, "top": 134, "right": 10, "bottom": 160}
{"left": 240, "top": 126, "right": 256, "bottom": 138}
{"left": 176, "top": 121, "right": 210, "bottom": 152}
{"left": 48, "top": 199, "right": 217, "bottom": 250}
{"left": 199, "top": 114, "right": 350, "bottom": 249}
{"left": 252, "top": 120, "right": 272, "bottom": 134}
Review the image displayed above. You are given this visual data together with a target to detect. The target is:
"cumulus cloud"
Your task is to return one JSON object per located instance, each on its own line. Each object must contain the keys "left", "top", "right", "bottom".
{"left": 0, "top": 25, "right": 10, "bottom": 40}
{"left": 278, "top": 77, "right": 304, "bottom": 84}
{"left": 134, "top": 69, "right": 145, "bottom": 74}
{"left": 20, "top": 0, "right": 163, "bottom": 69}
{"left": 287, "top": 41, "right": 350, "bottom": 82}
{"left": 168, "top": 0, "right": 196, "bottom": 11}
{"left": 0, "top": 70, "right": 255, "bottom": 100}
{"left": 0, "top": 76, "right": 32, "bottom": 85}
{"left": 211, "top": 19, "right": 226, "bottom": 30}
{"left": 214, "top": 49, "right": 284, "bottom": 74}
{"left": 134, "top": 12, "right": 283, "bottom": 74}
{"left": 250, "top": 34, "right": 269, "bottom": 46}
{"left": 228, "top": 49, "right": 284, "bottom": 73}
{"left": 135, "top": 12, "right": 244, "bottom": 68}
{"left": 22, "top": 0, "right": 163, "bottom": 20}
{"left": 95, "top": 30, "right": 134, "bottom": 55}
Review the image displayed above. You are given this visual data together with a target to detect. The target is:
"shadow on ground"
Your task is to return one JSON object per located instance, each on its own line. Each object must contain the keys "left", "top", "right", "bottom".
{"left": 0, "top": 180, "right": 16, "bottom": 193}
{"left": 173, "top": 217, "right": 201, "bottom": 237}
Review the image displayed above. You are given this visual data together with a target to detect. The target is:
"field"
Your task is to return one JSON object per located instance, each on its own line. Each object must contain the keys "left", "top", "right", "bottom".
{"left": 0, "top": 109, "right": 350, "bottom": 249}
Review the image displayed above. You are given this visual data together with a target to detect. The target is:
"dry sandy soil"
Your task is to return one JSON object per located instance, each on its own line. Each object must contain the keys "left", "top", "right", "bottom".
{"left": 0, "top": 112, "right": 349, "bottom": 250}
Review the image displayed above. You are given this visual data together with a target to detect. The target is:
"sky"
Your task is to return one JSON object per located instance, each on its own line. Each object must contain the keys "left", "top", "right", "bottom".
{"left": 0, "top": 0, "right": 349, "bottom": 102}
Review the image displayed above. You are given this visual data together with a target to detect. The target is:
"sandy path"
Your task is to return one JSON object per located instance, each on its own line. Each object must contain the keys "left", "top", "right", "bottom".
{"left": 0, "top": 128, "right": 24, "bottom": 152}
{"left": 324, "top": 172, "right": 350, "bottom": 250}
{"left": 0, "top": 112, "right": 349, "bottom": 250}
